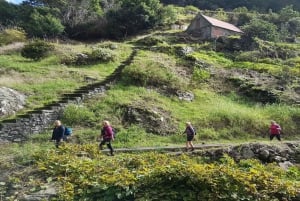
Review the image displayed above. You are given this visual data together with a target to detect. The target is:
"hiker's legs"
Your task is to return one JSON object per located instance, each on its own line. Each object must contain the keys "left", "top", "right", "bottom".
{"left": 99, "top": 140, "right": 105, "bottom": 150}
{"left": 106, "top": 142, "right": 114, "bottom": 155}
{"left": 270, "top": 135, "right": 275, "bottom": 141}
{"left": 186, "top": 141, "right": 189, "bottom": 149}
{"left": 186, "top": 135, "right": 194, "bottom": 150}
{"left": 276, "top": 134, "right": 281, "bottom": 141}
{"left": 188, "top": 141, "right": 194, "bottom": 151}
{"left": 55, "top": 139, "right": 62, "bottom": 148}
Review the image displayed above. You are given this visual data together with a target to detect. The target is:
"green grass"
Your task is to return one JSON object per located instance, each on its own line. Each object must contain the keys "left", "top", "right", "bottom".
{"left": 189, "top": 50, "right": 233, "bottom": 67}
{"left": 0, "top": 42, "right": 133, "bottom": 118}
{"left": 62, "top": 83, "right": 300, "bottom": 147}
{"left": 122, "top": 50, "right": 188, "bottom": 89}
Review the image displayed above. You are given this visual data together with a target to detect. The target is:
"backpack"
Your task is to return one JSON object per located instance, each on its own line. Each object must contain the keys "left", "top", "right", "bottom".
{"left": 64, "top": 127, "right": 72, "bottom": 136}
{"left": 189, "top": 126, "right": 196, "bottom": 135}
{"left": 112, "top": 128, "right": 117, "bottom": 138}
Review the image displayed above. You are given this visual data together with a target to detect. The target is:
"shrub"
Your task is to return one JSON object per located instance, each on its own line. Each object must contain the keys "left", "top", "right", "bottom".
{"left": 60, "top": 48, "right": 115, "bottom": 65}
{"left": 242, "top": 19, "right": 279, "bottom": 42}
{"left": 89, "top": 48, "right": 116, "bottom": 63}
{"left": 62, "top": 104, "right": 96, "bottom": 126}
{"left": 21, "top": 40, "right": 54, "bottom": 60}
{"left": 34, "top": 147, "right": 300, "bottom": 201}
{"left": 0, "top": 28, "right": 27, "bottom": 46}
{"left": 136, "top": 36, "right": 165, "bottom": 46}
{"left": 192, "top": 68, "right": 210, "bottom": 83}
{"left": 235, "top": 51, "right": 261, "bottom": 62}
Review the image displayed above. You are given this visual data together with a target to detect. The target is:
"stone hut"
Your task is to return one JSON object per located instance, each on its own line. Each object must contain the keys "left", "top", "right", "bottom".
{"left": 186, "top": 13, "right": 243, "bottom": 40}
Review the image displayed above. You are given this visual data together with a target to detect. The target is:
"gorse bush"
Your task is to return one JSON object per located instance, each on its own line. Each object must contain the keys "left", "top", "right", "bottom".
{"left": 89, "top": 47, "right": 116, "bottom": 63}
{"left": 0, "top": 28, "right": 27, "bottom": 46}
{"left": 60, "top": 48, "right": 115, "bottom": 65}
{"left": 34, "top": 144, "right": 300, "bottom": 201}
{"left": 136, "top": 36, "right": 166, "bottom": 46}
{"left": 21, "top": 40, "right": 54, "bottom": 60}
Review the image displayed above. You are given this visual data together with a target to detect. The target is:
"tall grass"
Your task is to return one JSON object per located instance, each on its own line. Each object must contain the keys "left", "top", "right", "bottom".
{"left": 74, "top": 85, "right": 300, "bottom": 146}
{"left": 0, "top": 42, "right": 133, "bottom": 114}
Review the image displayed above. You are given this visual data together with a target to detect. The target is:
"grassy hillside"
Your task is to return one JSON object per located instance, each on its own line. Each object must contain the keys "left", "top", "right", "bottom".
{"left": 0, "top": 25, "right": 300, "bottom": 200}
{"left": 0, "top": 33, "right": 300, "bottom": 142}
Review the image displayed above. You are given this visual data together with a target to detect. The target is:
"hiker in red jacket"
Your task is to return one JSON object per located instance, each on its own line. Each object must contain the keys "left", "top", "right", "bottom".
{"left": 269, "top": 120, "right": 281, "bottom": 141}
{"left": 99, "top": 120, "right": 114, "bottom": 156}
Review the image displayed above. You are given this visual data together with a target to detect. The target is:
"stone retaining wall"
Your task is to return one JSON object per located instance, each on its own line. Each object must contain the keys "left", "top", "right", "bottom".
{"left": 0, "top": 86, "right": 106, "bottom": 142}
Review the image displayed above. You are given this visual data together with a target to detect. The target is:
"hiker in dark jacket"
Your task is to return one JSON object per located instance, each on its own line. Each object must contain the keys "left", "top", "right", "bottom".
{"left": 51, "top": 120, "right": 65, "bottom": 148}
{"left": 99, "top": 120, "right": 114, "bottom": 156}
{"left": 183, "top": 122, "right": 196, "bottom": 151}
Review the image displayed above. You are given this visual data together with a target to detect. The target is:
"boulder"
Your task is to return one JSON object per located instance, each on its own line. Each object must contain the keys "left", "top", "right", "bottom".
{"left": 122, "top": 103, "right": 178, "bottom": 135}
{"left": 0, "top": 87, "right": 26, "bottom": 116}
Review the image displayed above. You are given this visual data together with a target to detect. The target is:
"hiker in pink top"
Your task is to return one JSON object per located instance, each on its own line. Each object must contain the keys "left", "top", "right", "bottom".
{"left": 99, "top": 120, "right": 114, "bottom": 156}
{"left": 269, "top": 120, "right": 281, "bottom": 141}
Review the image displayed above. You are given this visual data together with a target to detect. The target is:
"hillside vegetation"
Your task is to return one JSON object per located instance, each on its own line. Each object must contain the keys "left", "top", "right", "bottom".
{"left": 0, "top": 2, "right": 300, "bottom": 200}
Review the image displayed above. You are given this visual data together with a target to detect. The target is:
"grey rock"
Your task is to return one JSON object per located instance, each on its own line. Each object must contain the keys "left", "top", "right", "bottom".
{"left": 240, "top": 145, "right": 255, "bottom": 159}
{"left": 177, "top": 91, "right": 194, "bottom": 101}
{"left": 0, "top": 87, "right": 26, "bottom": 116}
{"left": 279, "top": 161, "right": 294, "bottom": 170}
{"left": 259, "top": 149, "right": 270, "bottom": 160}
{"left": 21, "top": 184, "right": 57, "bottom": 201}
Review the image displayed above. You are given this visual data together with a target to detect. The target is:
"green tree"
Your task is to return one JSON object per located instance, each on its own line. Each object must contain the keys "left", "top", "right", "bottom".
{"left": 278, "top": 5, "right": 299, "bottom": 23}
{"left": 24, "top": 9, "right": 64, "bottom": 37}
{"left": 106, "top": 0, "right": 168, "bottom": 38}
{"left": 0, "top": 0, "right": 19, "bottom": 26}
{"left": 287, "top": 17, "right": 300, "bottom": 36}
{"left": 242, "top": 18, "right": 279, "bottom": 42}
{"left": 23, "top": 0, "right": 103, "bottom": 39}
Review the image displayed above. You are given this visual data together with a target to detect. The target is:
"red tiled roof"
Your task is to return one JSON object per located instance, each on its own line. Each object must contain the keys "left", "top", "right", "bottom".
{"left": 202, "top": 14, "right": 243, "bottom": 33}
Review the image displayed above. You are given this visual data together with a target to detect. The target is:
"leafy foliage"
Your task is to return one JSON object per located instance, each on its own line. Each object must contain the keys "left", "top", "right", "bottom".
{"left": 106, "top": 0, "right": 167, "bottom": 38}
{"left": 21, "top": 40, "right": 54, "bottom": 60}
{"left": 60, "top": 47, "right": 116, "bottom": 65}
{"left": 242, "top": 19, "right": 279, "bottom": 42}
{"left": 34, "top": 145, "right": 300, "bottom": 201}
{"left": 24, "top": 9, "right": 64, "bottom": 38}
{"left": 0, "top": 28, "right": 27, "bottom": 46}
{"left": 62, "top": 104, "right": 96, "bottom": 127}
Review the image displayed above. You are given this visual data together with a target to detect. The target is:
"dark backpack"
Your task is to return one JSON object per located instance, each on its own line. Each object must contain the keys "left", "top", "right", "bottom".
{"left": 64, "top": 127, "right": 72, "bottom": 136}
{"left": 112, "top": 128, "right": 117, "bottom": 138}
{"left": 189, "top": 126, "right": 196, "bottom": 135}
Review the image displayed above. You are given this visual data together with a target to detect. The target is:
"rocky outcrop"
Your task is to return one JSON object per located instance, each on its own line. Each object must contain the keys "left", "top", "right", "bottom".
{"left": 122, "top": 103, "right": 178, "bottom": 135}
{"left": 201, "top": 142, "right": 300, "bottom": 164}
{"left": 0, "top": 87, "right": 26, "bottom": 116}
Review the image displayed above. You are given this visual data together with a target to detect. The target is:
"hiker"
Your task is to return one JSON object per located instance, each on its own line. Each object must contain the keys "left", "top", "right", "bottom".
{"left": 269, "top": 120, "right": 282, "bottom": 141}
{"left": 99, "top": 120, "right": 114, "bottom": 156}
{"left": 183, "top": 122, "right": 196, "bottom": 151}
{"left": 51, "top": 120, "right": 65, "bottom": 148}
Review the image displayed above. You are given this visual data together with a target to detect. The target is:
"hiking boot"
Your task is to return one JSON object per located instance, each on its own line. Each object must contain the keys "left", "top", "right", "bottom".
{"left": 191, "top": 147, "right": 195, "bottom": 151}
